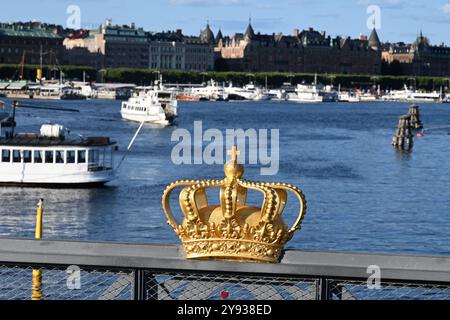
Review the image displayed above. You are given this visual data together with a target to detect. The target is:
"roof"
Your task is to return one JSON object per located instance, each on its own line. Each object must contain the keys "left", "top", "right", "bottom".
{"left": 368, "top": 28, "right": 381, "bottom": 48}
{"left": 245, "top": 23, "right": 255, "bottom": 39}
{"left": 0, "top": 136, "right": 116, "bottom": 147}
{"left": 0, "top": 28, "right": 62, "bottom": 39}
{"left": 200, "top": 24, "right": 214, "bottom": 44}
{"left": 92, "top": 83, "right": 136, "bottom": 90}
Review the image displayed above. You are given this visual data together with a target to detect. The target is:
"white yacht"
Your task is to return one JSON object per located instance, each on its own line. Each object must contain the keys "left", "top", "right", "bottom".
{"left": 190, "top": 80, "right": 228, "bottom": 101}
{"left": 121, "top": 81, "right": 178, "bottom": 126}
{"left": 0, "top": 103, "right": 116, "bottom": 187}
{"left": 338, "top": 91, "right": 361, "bottom": 103}
{"left": 382, "top": 85, "right": 440, "bottom": 103}
{"left": 287, "top": 84, "right": 323, "bottom": 103}
{"left": 225, "top": 82, "right": 269, "bottom": 101}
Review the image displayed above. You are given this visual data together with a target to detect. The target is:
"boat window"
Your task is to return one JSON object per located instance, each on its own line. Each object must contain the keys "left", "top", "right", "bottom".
{"left": 66, "top": 151, "right": 76, "bottom": 164}
{"left": 34, "top": 150, "right": 43, "bottom": 163}
{"left": 12, "top": 150, "right": 21, "bottom": 163}
{"left": 78, "top": 150, "right": 86, "bottom": 163}
{"left": 45, "top": 151, "right": 54, "bottom": 164}
{"left": 89, "top": 149, "right": 99, "bottom": 165}
{"left": 1, "top": 150, "right": 10, "bottom": 163}
{"left": 55, "top": 151, "right": 65, "bottom": 164}
{"left": 23, "top": 150, "right": 32, "bottom": 163}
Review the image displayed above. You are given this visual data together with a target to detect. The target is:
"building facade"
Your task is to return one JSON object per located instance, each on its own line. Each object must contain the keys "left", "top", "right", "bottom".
{"left": 382, "top": 33, "right": 450, "bottom": 76}
{"left": 216, "top": 23, "right": 382, "bottom": 75}
{"left": 0, "top": 24, "right": 64, "bottom": 66}
{"left": 148, "top": 25, "right": 215, "bottom": 72}
{"left": 64, "top": 20, "right": 149, "bottom": 69}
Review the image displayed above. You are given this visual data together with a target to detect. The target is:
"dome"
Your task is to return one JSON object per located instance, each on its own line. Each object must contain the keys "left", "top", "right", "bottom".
{"left": 200, "top": 23, "right": 215, "bottom": 44}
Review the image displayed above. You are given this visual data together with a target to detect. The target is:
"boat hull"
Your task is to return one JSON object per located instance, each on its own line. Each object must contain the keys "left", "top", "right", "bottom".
{"left": 121, "top": 111, "right": 171, "bottom": 125}
{"left": 0, "top": 166, "right": 115, "bottom": 186}
{"left": 0, "top": 181, "right": 109, "bottom": 188}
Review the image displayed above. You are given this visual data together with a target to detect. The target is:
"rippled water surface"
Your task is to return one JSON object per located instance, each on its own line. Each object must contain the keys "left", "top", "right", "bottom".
{"left": 0, "top": 99, "right": 449, "bottom": 256}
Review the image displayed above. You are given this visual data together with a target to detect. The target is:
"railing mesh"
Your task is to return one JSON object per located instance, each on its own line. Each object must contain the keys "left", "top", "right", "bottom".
{"left": 0, "top": 265, "right": 132, "bottom": 300}
{"left": 328, "top": 280, "right": 450, "bottom": 300}
{"left": 0, "top": 264, "right": 449, "bottom": 300}
{"left": 146, "top": 272, "right": 317, "bottom": 300}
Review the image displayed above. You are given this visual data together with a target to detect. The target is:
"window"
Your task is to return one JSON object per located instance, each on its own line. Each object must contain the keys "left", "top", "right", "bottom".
{"left": 34, "top": 150, "right": 43, "bottom": 163}
{"left": 66, "top": 151, "right": 76, "bottom": 164}
{"left": 78, "top": 150, "right": 86, "bottom": 163}
{"left": 89, "top": 149, "right": 99, "bottom": 164}
{"left": 55, "top": 151, "right": 65, "bottom": 164}
{"left": 45, "top": 151, "right": 54, "bottom": 164}
{"left": 23, "top": 150, "right": 32, "bottom": 163}
{"left": 12, "top": 150, "right": 21, "bottom": 163}
{"left": 1, "top": 149, "right": 10, "bottom": 163}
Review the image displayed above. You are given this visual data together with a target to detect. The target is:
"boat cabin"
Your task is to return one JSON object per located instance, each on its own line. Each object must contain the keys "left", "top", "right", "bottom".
{"left": 0, "top": 121, "right": 117, "bottom": 186}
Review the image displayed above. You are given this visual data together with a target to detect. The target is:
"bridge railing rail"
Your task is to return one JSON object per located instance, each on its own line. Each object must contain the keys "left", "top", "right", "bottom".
{"left": 0, "top": 238, "right": 449, "bottom": 300}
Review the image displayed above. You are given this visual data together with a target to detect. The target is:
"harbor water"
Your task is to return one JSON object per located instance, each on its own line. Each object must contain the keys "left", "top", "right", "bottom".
{"left": 0, "top": 99, "right": 449, "bottom": 256}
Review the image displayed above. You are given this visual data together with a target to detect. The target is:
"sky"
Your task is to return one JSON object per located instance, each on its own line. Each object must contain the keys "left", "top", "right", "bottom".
{"left": 2, "top": 0, "right": 450, "bottom": 44}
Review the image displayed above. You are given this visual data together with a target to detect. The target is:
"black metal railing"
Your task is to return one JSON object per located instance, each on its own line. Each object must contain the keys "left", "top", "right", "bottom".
{"left": 0, "top": 238, "right": 449, "bottom": 300}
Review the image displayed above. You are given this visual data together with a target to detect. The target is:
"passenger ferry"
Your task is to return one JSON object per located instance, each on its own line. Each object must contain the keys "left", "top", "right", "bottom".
{"left": 0, "top": 102, "right": 116, "bottom": 187}
{"left": 121, "top": 80, "right": 178, "bottom": 126}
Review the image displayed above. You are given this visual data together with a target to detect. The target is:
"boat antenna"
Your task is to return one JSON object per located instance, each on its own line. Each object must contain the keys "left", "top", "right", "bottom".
{"left": 116, "top": 121, "right": 145, "bottom": 170}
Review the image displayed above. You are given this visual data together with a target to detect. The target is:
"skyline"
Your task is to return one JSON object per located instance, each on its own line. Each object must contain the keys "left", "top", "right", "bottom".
{"left": 2, "top": 0, "right": 450, "bottom": 44}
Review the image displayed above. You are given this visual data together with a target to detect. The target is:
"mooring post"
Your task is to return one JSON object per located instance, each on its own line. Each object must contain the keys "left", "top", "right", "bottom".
{"left": 392, "top": 115, "right": 414, "bottom": 150}
{"left": 31, "top": 199, "right": 44, "bottom": 301}
{"left": 408, "top": 105, "right": 424, "bottom": 130}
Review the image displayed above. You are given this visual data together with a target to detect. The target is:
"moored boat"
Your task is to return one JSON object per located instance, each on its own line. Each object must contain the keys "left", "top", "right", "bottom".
{"left": 0, "top": 103, "right": 116, "bottom": 187}
{"left": 121, "top": 80, "right": 178, "bottom": 126}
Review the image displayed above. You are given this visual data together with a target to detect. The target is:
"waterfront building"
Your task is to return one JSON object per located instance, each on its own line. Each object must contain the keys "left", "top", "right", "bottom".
{"left": 382, "top": 32, "right": 450, "bottom": 76}
{"left": 63, "top": 30, "right": 104, "bottom": 68}
{"left": 148, "top": 30, "right": 186, "bottom": 70}
{"left": 148, "top": 25, "right": 215, "bottom": 72}
{"left": 64, "top": 20, "right": 149, "bottom": 69}
{"left": 215, "top": 22, "right": 382, "bottom": 74}
{"left": 0, "top": 23, "right": 64, "bottom": 66}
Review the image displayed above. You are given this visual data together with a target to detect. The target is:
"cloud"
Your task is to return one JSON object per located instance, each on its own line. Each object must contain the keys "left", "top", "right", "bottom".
{"left": 443, "top": 4, "right": 450, "bottom": 14}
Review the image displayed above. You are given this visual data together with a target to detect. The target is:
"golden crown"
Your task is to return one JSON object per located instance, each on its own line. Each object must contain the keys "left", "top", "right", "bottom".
{"left": 162, "top": 147, "right": 307, "bottom": 263}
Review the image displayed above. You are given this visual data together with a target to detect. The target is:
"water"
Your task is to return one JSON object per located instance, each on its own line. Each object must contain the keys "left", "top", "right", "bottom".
{"left": 0, "top": 99, "right": 449, "bottom": 256}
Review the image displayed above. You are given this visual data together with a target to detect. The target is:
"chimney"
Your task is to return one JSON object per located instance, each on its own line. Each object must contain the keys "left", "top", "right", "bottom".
{"left": 292, "top": 28, "right": 300, "bottom": 37}
{"left": 176, "top": 29, "right": 183, "bottom": 37}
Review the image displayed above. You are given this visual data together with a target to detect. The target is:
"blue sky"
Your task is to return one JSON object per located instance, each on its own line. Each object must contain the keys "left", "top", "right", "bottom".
{"left": 2, "top": 0, "right": 450, "bottom": 44}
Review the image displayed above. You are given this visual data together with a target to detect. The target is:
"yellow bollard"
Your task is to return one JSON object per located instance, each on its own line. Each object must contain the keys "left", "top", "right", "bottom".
{"left": 35, "top": 199, "right": 44, "bottom": 240}
{"left": 32, "top": 199, "right": 44, "bottom": 301}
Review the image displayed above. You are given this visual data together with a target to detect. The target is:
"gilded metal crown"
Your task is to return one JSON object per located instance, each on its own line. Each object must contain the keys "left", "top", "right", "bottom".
{"left": 162, "top": 147, "right": 307, "bottom": 263}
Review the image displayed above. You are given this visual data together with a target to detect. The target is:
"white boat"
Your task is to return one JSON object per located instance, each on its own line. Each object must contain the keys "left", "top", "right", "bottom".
{"left": 121, "top": 81, "right": 178, "bottom": 126}
{"left": 0, "top": 116, "right": 116, "bottom": 187}
{"left": 287, "top": 84, "right": 323, "bottom": 103}
{"left": 442, "top": 94, "right": 450, "bottom": 103}
{"left": 382, "top": 85, "right": 440, "bottom": 103}
{"left": 225, "top": 82, "right": 269, "bottom": 101}
{"left": 190, "top": 80, "right": 228, "bottom": 101}
{"left": 338, "top": 91, "right": 361, "bottom": 103}
{"left": 268, "top": 89, "right": 287, "bottom": 101}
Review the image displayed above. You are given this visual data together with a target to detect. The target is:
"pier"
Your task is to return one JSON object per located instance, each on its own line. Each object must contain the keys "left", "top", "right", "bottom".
{"left": 0, "top": 238, "right": 449, "bottom": 300}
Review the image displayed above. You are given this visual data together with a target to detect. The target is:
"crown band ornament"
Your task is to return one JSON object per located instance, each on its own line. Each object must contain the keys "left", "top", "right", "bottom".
{"left": 162, "top": 146, "right": 307, "bottom": 263}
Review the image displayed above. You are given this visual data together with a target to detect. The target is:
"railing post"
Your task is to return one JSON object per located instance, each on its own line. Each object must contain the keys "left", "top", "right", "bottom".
{"left": 133, "top": 269, "right": 147, "bottom": 301}
{"left": 316, "top": 278, "right": 331, "bottom": 301}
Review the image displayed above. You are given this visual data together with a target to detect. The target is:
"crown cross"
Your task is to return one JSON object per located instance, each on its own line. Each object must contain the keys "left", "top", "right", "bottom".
{"left": 227, "top": 146, "right": 240, "bottom": 163}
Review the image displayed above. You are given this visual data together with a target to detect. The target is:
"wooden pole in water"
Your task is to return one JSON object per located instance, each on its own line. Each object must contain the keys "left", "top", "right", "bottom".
{"left": 31, "top": 199, "right": 44, "bottom": 301}
{"left": 408, "top": 105, "right": 424, "bottom": 130}
{"left": 392, "top": 115, "right": 414, "bottom": 150}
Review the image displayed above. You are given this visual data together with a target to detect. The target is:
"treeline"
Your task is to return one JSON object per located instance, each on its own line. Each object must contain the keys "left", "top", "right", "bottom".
{"left": 2, "top": 64, "right": 449, "bottom": 91}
